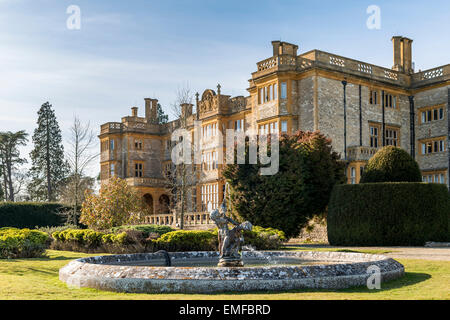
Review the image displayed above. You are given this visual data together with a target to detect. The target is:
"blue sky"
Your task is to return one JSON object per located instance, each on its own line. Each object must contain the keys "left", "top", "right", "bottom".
{"left": 0, "top": 0, "right": 449, "bottom": 175}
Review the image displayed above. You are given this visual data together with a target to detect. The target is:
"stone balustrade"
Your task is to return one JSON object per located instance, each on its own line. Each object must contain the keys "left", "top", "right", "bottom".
{"left": 126, "top": 177, "right": 168, "bottom": 188}
{"left": 253, "top": 50, "right": 416, "bottom": 86}
{"left": 143, "top": 212, "right": 214, "bottom": 228}
{"left": 100, "top": 120, "right": 167, "bottom": 135}
{"left": 100, "top": 122, "right": 123, "bottom": 135}
{"left": 411, "top": 64, "right": 450, "bottom": 87}
{"left": 347, "top": 145, "right": 378, "bottom": 161}
{"left": 312, "top": 51, "right": 409, "bottom": 86}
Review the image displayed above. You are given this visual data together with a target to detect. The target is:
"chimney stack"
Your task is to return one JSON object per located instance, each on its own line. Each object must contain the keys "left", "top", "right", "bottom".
{"left": 271, "top": 41, "right": 298, "bottom": 57}
{"left": 181, "top": 103, "right": 193, "bottom": 119}
{"left": 144, "top": 98, "right": 158, "bottom": 123}
{"left": 392, "top": 36, "right": 413, "bottom": 74}
{"left": 131, "top": 107, "right": 138, "bottom": 117}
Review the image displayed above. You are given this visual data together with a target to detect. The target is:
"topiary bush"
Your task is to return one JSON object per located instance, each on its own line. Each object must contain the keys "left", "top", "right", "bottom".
{"left": 328, "top": 183, "right": 450, "bottom": 246}
{"left": 0, "top": 228, "right": 50, "bottom": 258}
{"left": 360, "top": 146, "right": 422, "bottom": 183}
{"left": 0, "top": 202, "right": 69, "bottom": 228}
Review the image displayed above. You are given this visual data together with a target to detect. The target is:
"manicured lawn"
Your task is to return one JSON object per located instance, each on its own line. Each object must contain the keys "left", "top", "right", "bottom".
{"left": 281, "top": 246, "right": 396, "bottom": 255}
{"left": 0, "top": 250, "right": 448, "bottom": 300}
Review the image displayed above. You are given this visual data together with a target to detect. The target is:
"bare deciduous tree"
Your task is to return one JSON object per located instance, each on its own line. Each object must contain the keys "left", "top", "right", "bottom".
{"left": 171, "top": 82, "right": 194, "bottom": 122}
{"left": 166, "top": 82, "right": 197, "bottom": 229}
{"left": 64, "top": 116, "right": 98, "bottom": 224}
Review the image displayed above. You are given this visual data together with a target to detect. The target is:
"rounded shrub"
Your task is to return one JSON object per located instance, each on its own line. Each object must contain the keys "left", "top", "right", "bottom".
{"left": 360, "top": 146, "right": 421, "bottom": 183}
{"left": 0, "top": 228, "right": 49, "bottom": 258}
{"left": 327, "top": 183, "right": 450, "bottom": 246}
{"left": 242, "top": 226, "right": 287, "bottom": 250}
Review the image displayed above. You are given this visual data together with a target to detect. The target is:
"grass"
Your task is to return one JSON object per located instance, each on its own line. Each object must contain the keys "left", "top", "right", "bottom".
{"left": 281, "top": 246, "right": 396, "bottom": 255}
{"left": 0, "top": 250, "right": 448, "bottom": 300}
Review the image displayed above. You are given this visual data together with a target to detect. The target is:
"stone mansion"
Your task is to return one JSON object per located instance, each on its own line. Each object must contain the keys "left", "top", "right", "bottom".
{"left": 99, "top": 36, "right": 450, "bottom": 227}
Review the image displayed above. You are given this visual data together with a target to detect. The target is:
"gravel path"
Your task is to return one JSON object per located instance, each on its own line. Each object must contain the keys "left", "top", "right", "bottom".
{"left": 285, "top": 244, "right": 450, "bottom": 261}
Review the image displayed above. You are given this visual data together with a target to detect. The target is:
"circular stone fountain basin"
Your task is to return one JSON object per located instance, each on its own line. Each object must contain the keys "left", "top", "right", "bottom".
{"left": 59, "top": 251, "right": 404, "bottom": 293}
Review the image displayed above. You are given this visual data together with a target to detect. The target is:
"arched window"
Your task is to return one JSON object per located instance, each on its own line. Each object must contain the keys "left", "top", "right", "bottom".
{"left": 159, "top": 195, "right": 170, "bottom": 214}
{"left": 143, "top": 194, "right": 153, "bottom": 215}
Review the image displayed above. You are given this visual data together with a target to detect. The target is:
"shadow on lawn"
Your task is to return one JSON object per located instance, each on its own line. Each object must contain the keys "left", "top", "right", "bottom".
{"left": 207, "top": 272, "right": 432, "bottom": 296}
{"left": 24, "top": 254, "right": 89, "bottom": 262}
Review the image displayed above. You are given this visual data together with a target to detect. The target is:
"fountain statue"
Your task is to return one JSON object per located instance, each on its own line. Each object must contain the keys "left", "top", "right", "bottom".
{"left": 210, "top": 183, "right": 252, "bottom": 267}
{"left": 60, "top": 181, "right": 405, "bottom": 292}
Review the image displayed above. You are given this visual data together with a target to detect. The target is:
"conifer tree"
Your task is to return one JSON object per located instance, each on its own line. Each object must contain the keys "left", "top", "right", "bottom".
{"left": 157, "top": 103, "right": 169, "bottom": 124}
{"left": 0, "top": 131, "right": 28, "bottom": 202}
{"left": 29, "top": 102, "right": 68, "bottom": 201}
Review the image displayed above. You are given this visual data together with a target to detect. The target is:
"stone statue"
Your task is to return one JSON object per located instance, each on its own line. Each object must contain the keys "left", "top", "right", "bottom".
{"left": 210, "top": 183, "right": 252, "bottom": 267}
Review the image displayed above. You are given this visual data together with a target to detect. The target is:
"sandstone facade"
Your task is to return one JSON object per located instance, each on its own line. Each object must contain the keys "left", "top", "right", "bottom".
{"left": 99, "top": 36, "right": 450, "bottom": 227}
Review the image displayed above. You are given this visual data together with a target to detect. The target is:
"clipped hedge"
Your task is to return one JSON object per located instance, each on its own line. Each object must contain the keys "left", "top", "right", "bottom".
{"left": 0, "top": 202, "right": 70, "bottom": 228}
{"left": 52, "top": 228, "right": 147, "bottom": 253}
{"left": 0, "top": 228, "right": 49, "bottom": 258}
{"left": 101, "top": 232, "right": 129, "bottom": 246}
{"left": 153, "top": 230, "right": 217, "bottom": 252}
{"left": 52, "top": 229, "right": 105, "bottom": 250}
{"left": 110, "top": 224, "right": 174, "bottom": 237}
{"left": 50, "top": 225, "right": 288, "bottom": 253}
{"left": 328, "top": 183, "right": 450, "bottom": 246}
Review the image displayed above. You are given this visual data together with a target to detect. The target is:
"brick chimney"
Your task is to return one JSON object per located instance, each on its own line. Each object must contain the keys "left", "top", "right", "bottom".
{"left": 131, "top": 107, "right": 138, "bottom": 117}
{"left": 392, "top": 36, "right": 413, "bottom": 74}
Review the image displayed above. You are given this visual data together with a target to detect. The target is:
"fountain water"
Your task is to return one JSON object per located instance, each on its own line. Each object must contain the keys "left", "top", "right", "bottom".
{"left": 242, "top": 245, "right": 281, "bottom": 265}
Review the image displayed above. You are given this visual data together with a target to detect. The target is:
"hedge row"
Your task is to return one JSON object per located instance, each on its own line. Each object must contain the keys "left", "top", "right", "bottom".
{"left": 0, "top": 203, "right": 70, "bottom": 228}
{"left": 0, "top": 227, "right": 50, "bottom": 258}
{"left": 109, "top": 224, "right": 174, "bottom": 237}
{"left": 52, "top": 229, "right": 129, "bottom": 251}
{"left": 328, "top": 183, "right": 450, "bottom": 246}
{"left": 50, "top": 225, "right": 287, "bottom": 254}
{"left": 154, "top": 230, "right": 217, "bottom": 252}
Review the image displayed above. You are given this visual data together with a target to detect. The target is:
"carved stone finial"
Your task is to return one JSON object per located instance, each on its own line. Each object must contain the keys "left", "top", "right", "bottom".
{"left": 217, "top": 84, "right": 221, "bottom": 95}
